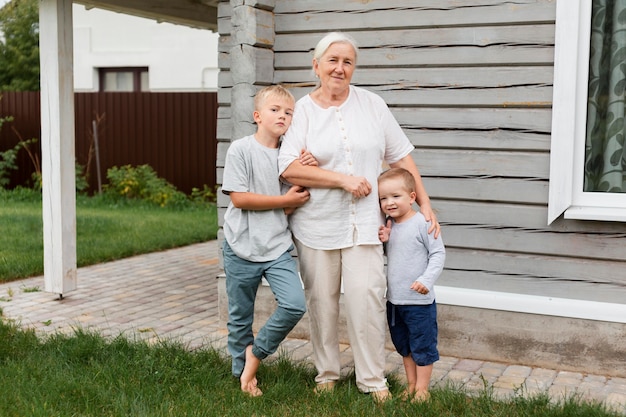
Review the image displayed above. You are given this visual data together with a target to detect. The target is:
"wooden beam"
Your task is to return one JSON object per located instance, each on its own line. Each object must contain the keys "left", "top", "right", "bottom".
{"left": 40, "top": 0, "right": 77, "bottom": 297}
{"left": 74, "top": 0, "right": 218, "bottom": 30}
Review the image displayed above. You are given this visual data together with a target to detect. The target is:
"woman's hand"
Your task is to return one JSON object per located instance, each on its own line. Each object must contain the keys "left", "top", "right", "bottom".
{"left": 418, "top": 204, "right": 440, "bottom": 238}
{"left": 341, "top": 175, "right": 372, "bottom": 198}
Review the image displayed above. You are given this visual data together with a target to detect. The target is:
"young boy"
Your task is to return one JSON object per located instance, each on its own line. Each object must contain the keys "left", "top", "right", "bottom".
{"left": 377, "top": 167, "right": 446, "bottom": 402}
{"left": 222, "top": 85, "right": 316, "bottom": 396}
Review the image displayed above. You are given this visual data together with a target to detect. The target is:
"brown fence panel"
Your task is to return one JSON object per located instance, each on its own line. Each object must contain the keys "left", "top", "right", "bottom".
{"left": 0, "top": 91, "right": 41, "bottom": 189}
{"left": 0, "top": 91, "right": 217, "bottom": 195}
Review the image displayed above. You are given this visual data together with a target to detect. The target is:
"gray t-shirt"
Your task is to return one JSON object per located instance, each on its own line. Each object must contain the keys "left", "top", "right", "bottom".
{"left": 222, "top": 135, "right": 293, "bottom": 262}
{"left": 386, "top": 212, "right": 446, "bottom": 305}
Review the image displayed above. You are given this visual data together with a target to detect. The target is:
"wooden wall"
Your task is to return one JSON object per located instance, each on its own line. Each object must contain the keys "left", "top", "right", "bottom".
{"left": 216, "top": 0, "right": 626, "bottom": 305}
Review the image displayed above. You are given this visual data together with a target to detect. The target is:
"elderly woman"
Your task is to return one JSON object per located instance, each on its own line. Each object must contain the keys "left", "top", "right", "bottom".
{"left": 278, "top": 32, "right": 440, "bottom": 401}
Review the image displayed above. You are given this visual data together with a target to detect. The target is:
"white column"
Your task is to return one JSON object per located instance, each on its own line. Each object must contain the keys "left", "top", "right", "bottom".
{"left": 39, "top": 0, "right": 77, "bottom": 297}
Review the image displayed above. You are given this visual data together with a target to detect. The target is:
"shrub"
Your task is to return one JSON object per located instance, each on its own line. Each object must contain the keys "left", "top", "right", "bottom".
{"left": 0, "top": 141, "right": 19, "bottom": 188}
{"left": 103, "top": 164, "right": 188, "bottom": 207}
{"left": 190, "top": 184, "right": 218, "bottom": 204}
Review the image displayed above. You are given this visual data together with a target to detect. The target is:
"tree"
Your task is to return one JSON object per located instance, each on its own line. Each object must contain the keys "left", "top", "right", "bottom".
{"left": 0, "top": 0, "right": 39, "bottom": 91}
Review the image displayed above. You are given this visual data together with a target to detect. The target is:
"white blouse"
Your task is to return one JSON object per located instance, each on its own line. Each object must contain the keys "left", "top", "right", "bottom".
{"left": 278, "top": 86, "right": 414, "bottom": 250}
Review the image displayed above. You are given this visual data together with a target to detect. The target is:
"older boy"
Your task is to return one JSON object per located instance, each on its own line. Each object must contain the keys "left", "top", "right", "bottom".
{"left": 222, "top": 85, "right": 314, "bottom": 396}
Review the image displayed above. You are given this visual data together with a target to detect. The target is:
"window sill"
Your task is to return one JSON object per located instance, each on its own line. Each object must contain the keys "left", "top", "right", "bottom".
{"left": 564, "top": 206, "right": 626, "bottom": 222}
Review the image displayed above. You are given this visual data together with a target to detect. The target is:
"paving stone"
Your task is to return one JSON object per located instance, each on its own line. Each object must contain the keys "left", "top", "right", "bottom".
{"left": 525, "top": 376, "right": 555, "bottom": 391}
{"left": 548, "top": 384, "right": 578, "bottom": 400}
{"left": 491, "top": 387, "right": 516, "bottom": 400}
{"left": 502, "top": 365, "right": 532, "bottom": 378}
{"left": 453, "top": 359, "right": 484, "bottom": 372}
{"left": 430, "top": 367, "right": 449, "bottom": 384}
{"left": 605, "top": 392, "right": 626, "bottom": 414}
{"left": 493, "top": 375, "right": 526, "bottom": 391}
{"left": 465, "top": 376, "right": 489, "bottom": 392}
{"left": 445, "top": 369, "right": 473, "bottom": 385}
{"left": 530, "top": 367, "right": 558, "bottom": 379}
{"left": 554, "top": 371, "right": 584, "bottom": 381}
{"left": 584, "top": 374, "right": 608, "bottom": 384}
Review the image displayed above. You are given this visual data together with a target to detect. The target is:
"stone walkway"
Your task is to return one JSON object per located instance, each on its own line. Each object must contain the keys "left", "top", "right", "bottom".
{"left": 0, "top": 240, "right": 624, "bottom": 414}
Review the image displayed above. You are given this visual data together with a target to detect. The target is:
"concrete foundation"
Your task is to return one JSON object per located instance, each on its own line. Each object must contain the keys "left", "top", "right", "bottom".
{"left": 217, "top": 277, "right": 626, "bottom": 378}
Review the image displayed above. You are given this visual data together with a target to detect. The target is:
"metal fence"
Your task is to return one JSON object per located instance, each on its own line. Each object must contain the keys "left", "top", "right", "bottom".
{"left": 0, "top": 91, "right": 217, "bottom": 194}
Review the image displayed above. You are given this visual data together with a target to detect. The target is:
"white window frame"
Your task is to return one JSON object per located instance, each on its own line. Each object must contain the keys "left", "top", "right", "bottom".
{"left": 548, "top": 0, "right": 626, "bottom": 224}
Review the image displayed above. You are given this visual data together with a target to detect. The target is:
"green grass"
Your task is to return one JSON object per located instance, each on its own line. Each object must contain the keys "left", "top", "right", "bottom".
{"left": 0, "top": 188, "right": 218, "bottom": 282}
{"left": 0, "top": 320, "right": 620, "bottom": 417}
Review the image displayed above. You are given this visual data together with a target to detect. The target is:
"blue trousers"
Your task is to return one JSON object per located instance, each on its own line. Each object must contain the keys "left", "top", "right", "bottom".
{"left": 223, "top": 241, "right": 306, "bottom": 377}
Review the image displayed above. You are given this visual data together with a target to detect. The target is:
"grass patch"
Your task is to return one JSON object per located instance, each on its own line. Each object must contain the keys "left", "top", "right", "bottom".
{"left": 0, "top": 319, "right": 620, "bottom": 417}
{"left": 0, "top": 188, "right": 218, "bottom": 282}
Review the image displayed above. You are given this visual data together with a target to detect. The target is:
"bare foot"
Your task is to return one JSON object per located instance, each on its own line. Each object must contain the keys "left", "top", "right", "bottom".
{"left": 240, "top": 345, "right": 262, "bottom": 397}
{"left": 399, "top": 388, "right": 414, "bottom": 401}
{"left": 313, "top": 381, "right": 336, "bottom": 394}
{"left": 371, "top": 388, "right": 392, "bottom": 403}
{"left": 411, "top": 390, "right": 430, "bottom": 403}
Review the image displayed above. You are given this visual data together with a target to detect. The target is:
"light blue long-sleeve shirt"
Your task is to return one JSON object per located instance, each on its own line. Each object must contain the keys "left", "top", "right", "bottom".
{"left": 385, "top": 212, "right": 446, "bottom": 305}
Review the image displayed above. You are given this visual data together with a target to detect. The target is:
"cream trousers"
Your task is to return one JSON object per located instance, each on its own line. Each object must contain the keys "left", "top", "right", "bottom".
{"left": 294, "top": 238, "right": 388, "bottom": 392}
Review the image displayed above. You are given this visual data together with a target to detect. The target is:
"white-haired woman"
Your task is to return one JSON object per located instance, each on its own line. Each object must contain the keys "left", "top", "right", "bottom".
{"left": 278, "top": 32, "right": 440, "bottom": 402}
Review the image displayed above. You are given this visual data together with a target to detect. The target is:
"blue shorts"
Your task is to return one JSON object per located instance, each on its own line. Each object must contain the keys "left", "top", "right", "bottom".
{"left": 386, "top": 301, "right": 439, "bottom": 366}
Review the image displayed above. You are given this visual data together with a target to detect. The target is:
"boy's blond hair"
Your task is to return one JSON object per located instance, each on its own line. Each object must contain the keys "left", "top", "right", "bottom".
{"left": 378, "top": 168, "right": 416, "bottom": 193}
{"left": 254, "top": 85, "right": 295, "bottom": 111}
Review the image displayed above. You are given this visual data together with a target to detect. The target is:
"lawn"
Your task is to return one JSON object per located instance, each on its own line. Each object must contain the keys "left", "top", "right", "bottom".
{"left": 0, "top": 188, "right": 218, "bottom": 282}
{"left": 0, "top": 320, "right": 620, "bottom": 417}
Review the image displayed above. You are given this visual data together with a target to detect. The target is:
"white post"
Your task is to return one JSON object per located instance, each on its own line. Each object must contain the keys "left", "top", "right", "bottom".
{"left": 39, "top": 0, "right": 77, "bottom": 297}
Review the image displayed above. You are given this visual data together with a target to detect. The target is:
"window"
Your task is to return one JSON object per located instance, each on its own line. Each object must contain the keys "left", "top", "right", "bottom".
{"left": 99, "top": 67, "right": 149, "bottom": 92}
{"left": 549, "top": 0, "right": 626, "bottom": 224}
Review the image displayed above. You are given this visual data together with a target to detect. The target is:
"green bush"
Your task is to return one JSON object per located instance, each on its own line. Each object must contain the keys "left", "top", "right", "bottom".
{"left": 103, "top": 164, "right": 189, "bottom": 207}
{"left": 190, "top": 184, "right": 218, "bottom": 204}
{"left": 0, "top": 115, "right": 18, "bottom": 189}
{"left": 0, "top": 141, "right": 19, "bottom": 188}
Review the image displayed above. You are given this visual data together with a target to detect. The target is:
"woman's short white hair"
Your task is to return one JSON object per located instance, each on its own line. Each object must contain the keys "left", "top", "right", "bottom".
{"left": 313, "top": 32, "right": 359, "bottom": 63}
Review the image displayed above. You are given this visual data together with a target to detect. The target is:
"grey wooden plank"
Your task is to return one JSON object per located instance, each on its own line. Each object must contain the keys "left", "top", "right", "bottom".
{"left": 216, "top": 141, "right": 230, "bottom": 166}
{"left": 372, "top": 86, "right": 552, "bottom": 108}
{"left": 275, "top": 1, "right": 556, "bottom": 31}
{"left": 216, "top": 117, "right": 231, "bottom": 141}
{"left": 275, "top": 83, "right": 552, "bottom": 108}
{"left": 287, "top": 84, "right": 552, "bottom": 108}
{"left": 424, "top": 178, "right": 548, "bottom": 204}
{"left": 276, "top": 66, "right": 554, "bottom": 87}
{"left": 276, "top": 45, "right": 555, "bottom": 68}
{"left": 435, "top": 200, "right": 626, "bottom": 234}
{"left": 217, "top": 85, "right": 231, "bottom": 105}
{"left": 444, "top": 248, "right": 626, "bottom": 286}
{"left": 217, "top": 207, "right": 227, "bottom": 227}
{"left": 412, "top": 149, "right": 550, "bottom": 178}
{"left": 438, "top": 269, "right": 626, "bottom": 305}
{"left": 274, "top": 25, "right": 555, "bottom": 50}
{"left": 217, "top": 106, "right": 230, "bottom": 119}
{"left": 407, "top": 130, "right": 551, "bottom": 152}
{"left": 276, "top": 0, "right": 553, "bottom": 13}
{"left": 434, "top": 200, "right": 550, "bottom": 229}
{"left": 442, "top": 225, "right": 626, "bottom": 262}
{"left": 226, "top": 95, "right": 550, "bottom": 131}
{"left": 393, "top": 107, "right": 553, "bottom": 131}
